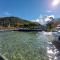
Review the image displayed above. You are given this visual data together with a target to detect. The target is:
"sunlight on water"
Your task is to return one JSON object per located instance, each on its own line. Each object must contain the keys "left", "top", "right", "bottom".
{"left": 43, "top": 32, "right": 60, "bottom": 60}
{"left": 47, "top": 42, "right": 59, "bottom": 60}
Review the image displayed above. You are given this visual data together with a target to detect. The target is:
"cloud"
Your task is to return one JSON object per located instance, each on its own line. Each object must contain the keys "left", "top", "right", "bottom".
{"left": 39, "top": 15, "right": 43, "bottom": 18}
{"left": 31, "top": 15, "right": 43, "bottom": 22}
{"left": 47, "top": 10, "right": 52, "bottom": 13}
{"left": 49, "top": 15, "right": 54, "bottom": 18}
{"left": 31, "top": 15, "right": 45, "bottom": 25}
{"left": 32, "top": 15, "right": 55, "bottom": 25}
{"left": 4, "top": 12, "right": 11, "bottom": 16}
{"left": 46, "top": 10, "right": 56, "bottom": 13}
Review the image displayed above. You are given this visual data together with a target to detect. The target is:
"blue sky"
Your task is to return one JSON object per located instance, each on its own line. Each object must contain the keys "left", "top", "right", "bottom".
{"left": 0, "top": 0, "right": 60, "bottom": 20}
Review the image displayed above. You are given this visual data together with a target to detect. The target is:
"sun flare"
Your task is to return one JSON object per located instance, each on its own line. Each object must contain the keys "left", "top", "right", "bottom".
{"left": 52, "top": 0, "right": 60, "bottom": 7}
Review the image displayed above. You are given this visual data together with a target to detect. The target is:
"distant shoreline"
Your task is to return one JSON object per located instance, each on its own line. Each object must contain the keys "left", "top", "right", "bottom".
{"left": 0, "top": 28, "right": 42, "bottom": 32}
{"left": 0, "top": 28, "right": 53, "bottom": 32}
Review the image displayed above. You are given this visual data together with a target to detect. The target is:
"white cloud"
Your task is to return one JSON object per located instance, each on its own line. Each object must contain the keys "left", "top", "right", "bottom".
{"left": 49, "top": 15, "right": 54, "bottom": 18}
{"left": 45, "top": 15, "right": 54, "bottom": 22}
{"left": 4, "top": 12, "right": 11, "bottom": 16}
{"left": 31, "top": 15, "right": 43, "bottom": 22}
{"left": 39, "top": 15, "right": 43, "bottom": 18}
{"left": 46, "top": 10, "right": 56, "bottom": 13}
{"left": 45, "top": 17, "right": 50, "bottom": 22}
{"left": 47, "top": 10, "right": 52, "bottom": 13}
{"left": 32, "top": 15, "right": 54, "bottom": 25}
{"left": 36, "top": 19, "right": 39, "bottom": 22}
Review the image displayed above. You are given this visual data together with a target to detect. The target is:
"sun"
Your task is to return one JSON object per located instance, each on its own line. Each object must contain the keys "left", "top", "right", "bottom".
{"left": 52, "top": 0, "right": 60, "bottom": 7}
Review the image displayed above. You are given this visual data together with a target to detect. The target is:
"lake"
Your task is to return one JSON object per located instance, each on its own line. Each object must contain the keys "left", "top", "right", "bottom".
{"left": 0, "top": 31, "right": 58, "bottom": 60}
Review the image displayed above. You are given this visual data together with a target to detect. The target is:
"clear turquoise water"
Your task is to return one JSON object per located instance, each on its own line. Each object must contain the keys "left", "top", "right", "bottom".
{"left": 0, "top": 31, "right": 48, "bottom": 60}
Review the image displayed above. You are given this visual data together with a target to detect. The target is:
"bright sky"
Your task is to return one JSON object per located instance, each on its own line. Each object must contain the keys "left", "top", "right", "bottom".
{"left": 0, "top": 0, "right": 60, "bottom": 20}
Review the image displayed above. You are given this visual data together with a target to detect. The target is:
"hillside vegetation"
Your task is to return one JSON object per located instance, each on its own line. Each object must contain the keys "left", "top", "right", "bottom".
{"left": 0, "top": 16, "right": 42, "bottom": 30}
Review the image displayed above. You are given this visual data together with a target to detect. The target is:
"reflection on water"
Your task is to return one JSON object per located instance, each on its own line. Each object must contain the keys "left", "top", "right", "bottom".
{"left": 47, "top": 42, "right": 60, "bottom": 60}
{"left": 0, "top": 32, "right": 48, "bottom": 60}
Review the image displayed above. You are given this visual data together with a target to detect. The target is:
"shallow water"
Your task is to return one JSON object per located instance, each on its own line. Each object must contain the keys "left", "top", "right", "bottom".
{"left": 0, "top": 31, "right": 59, "bottom": 60}
{"left": 0, "top": 31, "right": 48, "bottom": 60}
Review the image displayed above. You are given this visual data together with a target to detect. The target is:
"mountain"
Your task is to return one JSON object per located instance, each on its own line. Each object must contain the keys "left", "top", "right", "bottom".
{"left": 0, "top": 16, "right": 42, "bottom": 29}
